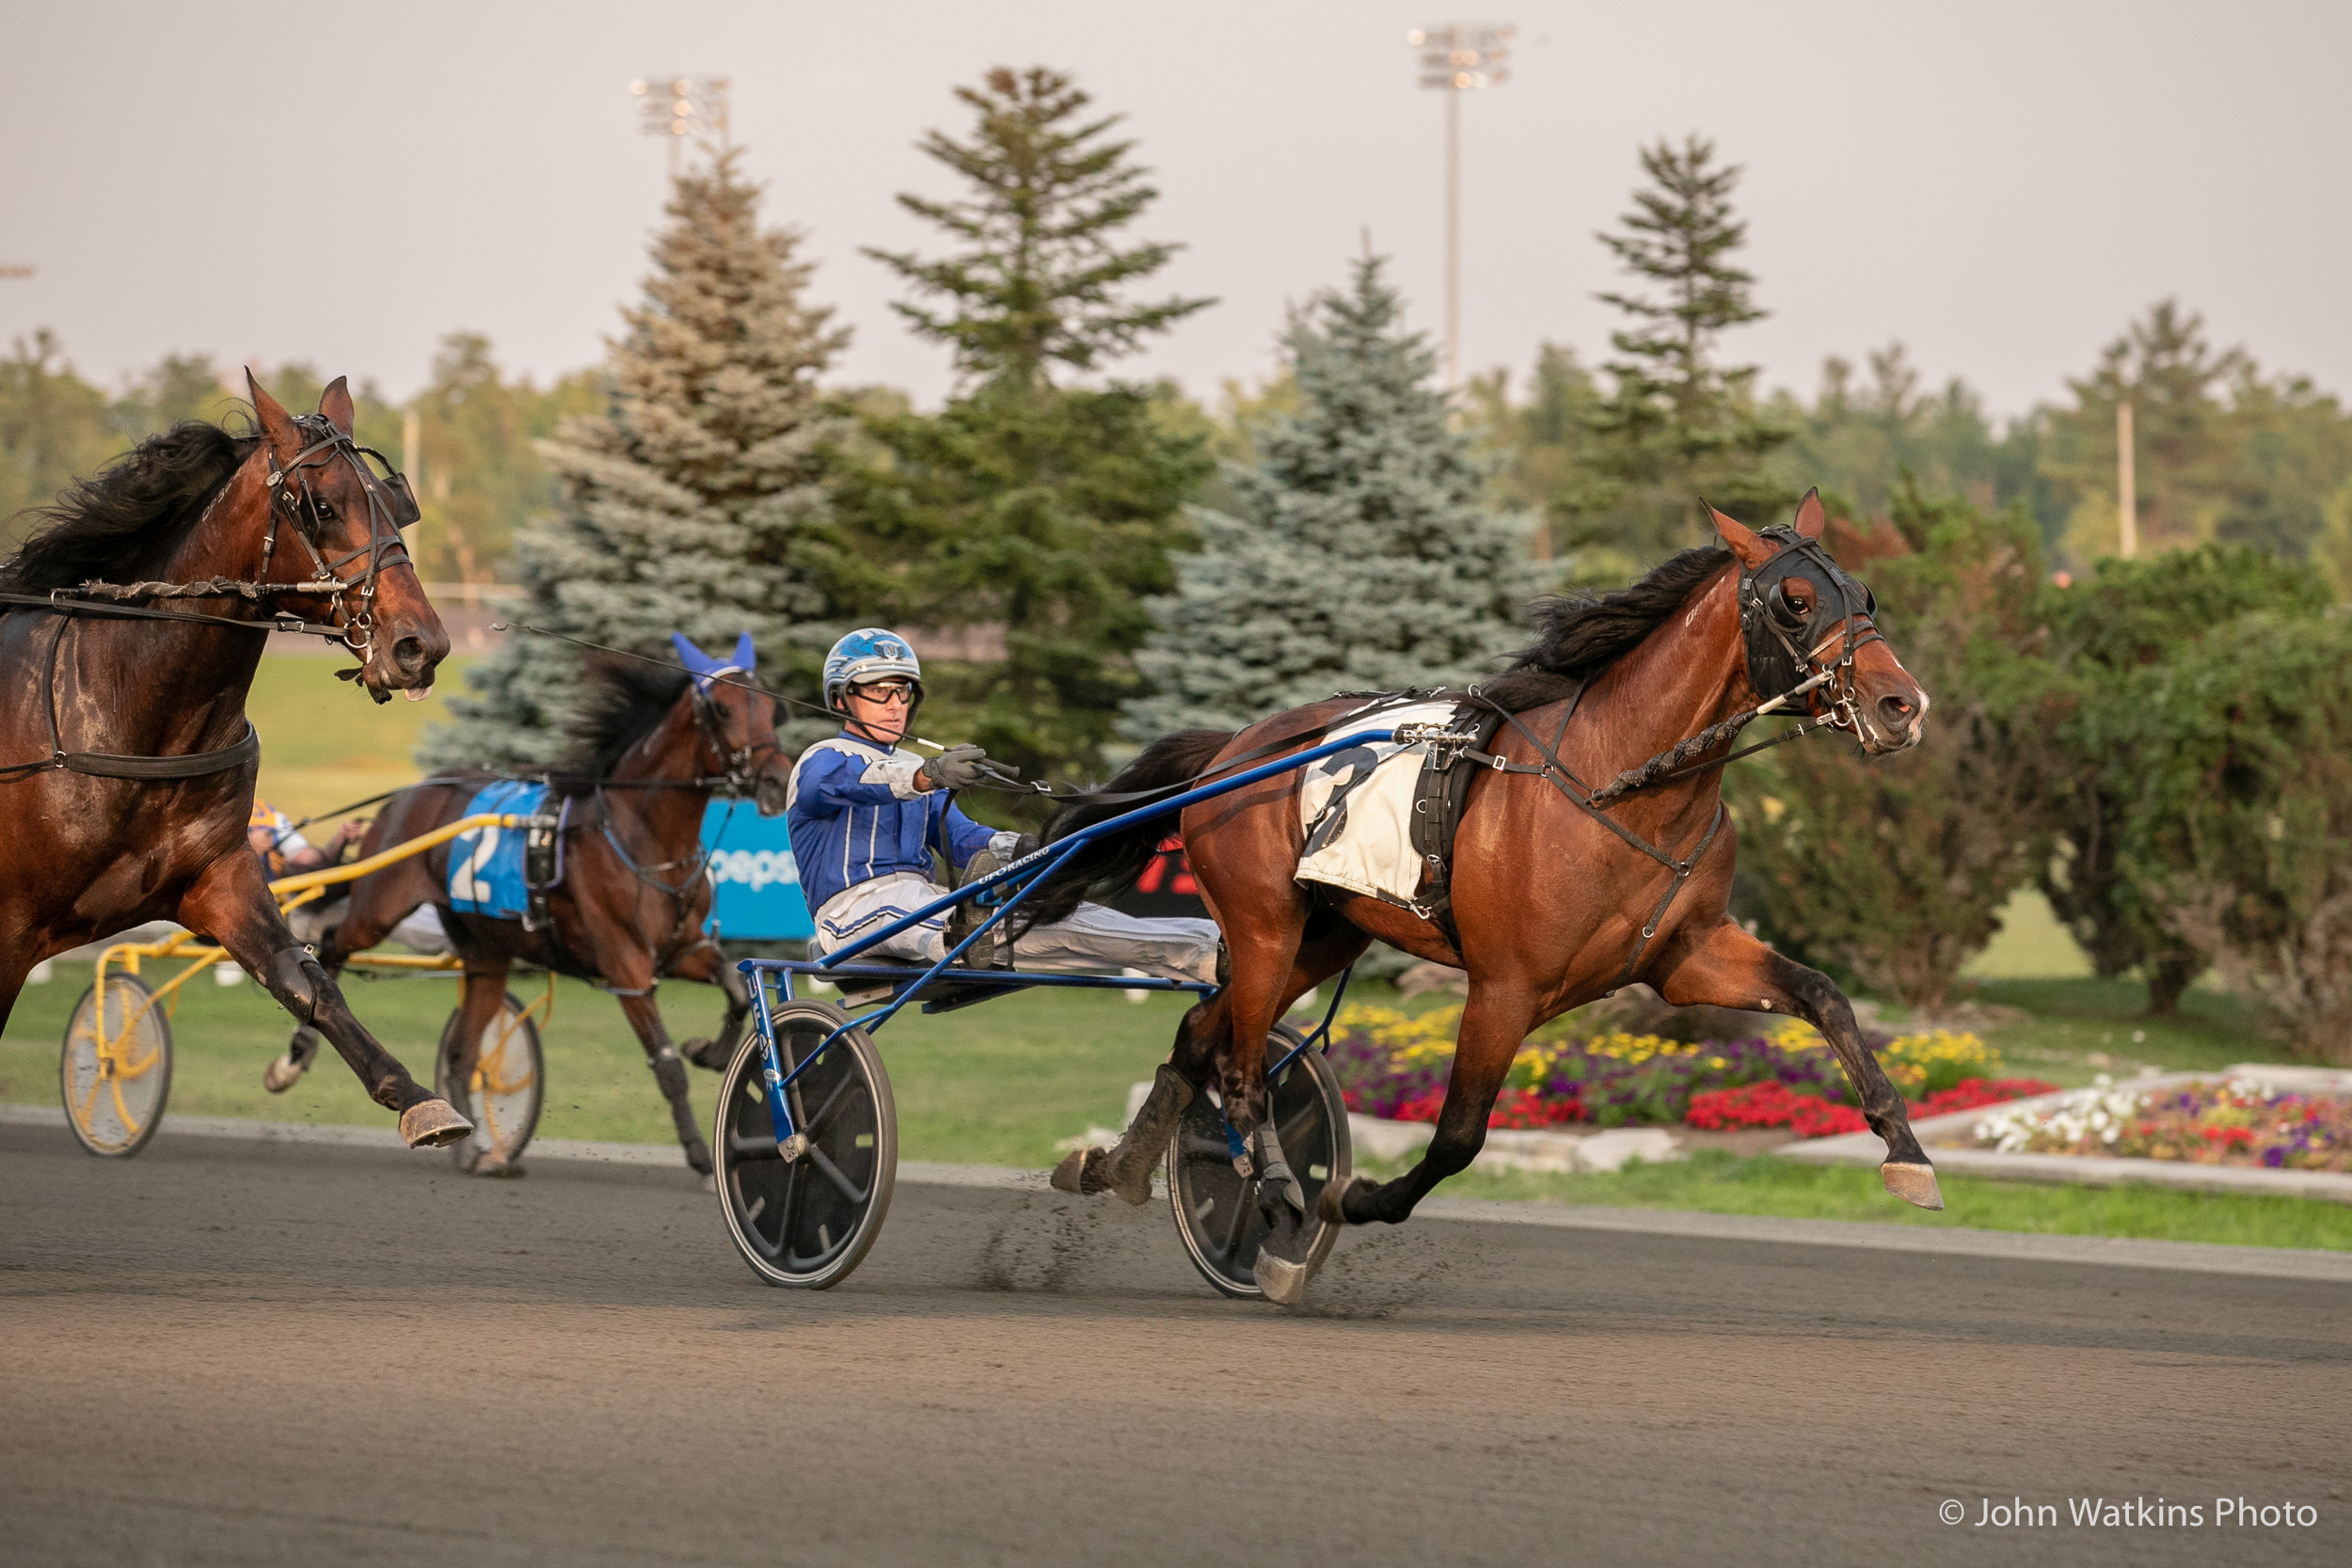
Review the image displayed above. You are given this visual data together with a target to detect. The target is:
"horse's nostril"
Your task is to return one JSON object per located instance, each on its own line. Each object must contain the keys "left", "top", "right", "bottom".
{"left": 392, "top": 635, "right": 426, "bottom": 673}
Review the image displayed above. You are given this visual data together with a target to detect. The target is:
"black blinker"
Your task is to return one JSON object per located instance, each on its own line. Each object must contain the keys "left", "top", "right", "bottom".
{"left": 379, "top": 471, "right": 421, "bottom": 529}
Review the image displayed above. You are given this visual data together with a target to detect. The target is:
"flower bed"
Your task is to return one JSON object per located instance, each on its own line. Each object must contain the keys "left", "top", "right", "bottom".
{"left": 1326, "top": 1004, "right": 2054, "bottom": 1138}
{"left": 1974, "top": 1076, "right": 2352, "bottom": 1171}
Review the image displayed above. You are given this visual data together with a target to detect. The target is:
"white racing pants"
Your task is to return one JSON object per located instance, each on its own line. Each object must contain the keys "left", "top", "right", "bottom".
{"left": 807, "top": 871, "right": 1222, "bottom": 986}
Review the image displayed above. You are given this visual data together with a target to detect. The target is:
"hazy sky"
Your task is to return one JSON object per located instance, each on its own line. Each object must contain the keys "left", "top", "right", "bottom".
{"left": 6, "top": 1, "right": 2345, "bottom": 419}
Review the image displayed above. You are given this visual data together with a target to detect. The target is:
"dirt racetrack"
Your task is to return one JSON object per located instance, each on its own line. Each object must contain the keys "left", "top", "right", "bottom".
{"left": 3, "top": 1120, "right": 2347, "bottom": 1567}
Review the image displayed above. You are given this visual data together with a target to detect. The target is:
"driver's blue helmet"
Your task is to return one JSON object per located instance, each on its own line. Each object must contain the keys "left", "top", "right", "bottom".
{"left": 822, "top": 628, "right": 923, "bottom": 713}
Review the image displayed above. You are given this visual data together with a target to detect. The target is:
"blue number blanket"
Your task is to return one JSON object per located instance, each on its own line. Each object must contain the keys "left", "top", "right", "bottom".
{"left": 446, "top": 780, "right": 549, "bottom": 920}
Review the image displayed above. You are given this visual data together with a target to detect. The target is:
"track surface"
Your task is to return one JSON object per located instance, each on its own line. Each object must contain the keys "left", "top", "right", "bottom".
{"left": 4, "top": 1123, "right": 2347, "bottom": 1567}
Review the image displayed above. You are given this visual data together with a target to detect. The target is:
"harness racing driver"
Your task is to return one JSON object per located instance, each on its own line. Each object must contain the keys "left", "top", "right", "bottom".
{"left": 787, "top": 629, "right": 1222, "bottom": 984}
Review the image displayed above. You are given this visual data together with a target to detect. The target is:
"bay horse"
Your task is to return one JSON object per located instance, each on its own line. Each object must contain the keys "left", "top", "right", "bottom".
{"left": 0, "top": 375, "right": 469, "bottom": 1148}
{"left": 269, "top": 637, "right": 792, "bottom": 1174}
{"left": 1036, "top": 494, "right": 1937, "bottom": 1301}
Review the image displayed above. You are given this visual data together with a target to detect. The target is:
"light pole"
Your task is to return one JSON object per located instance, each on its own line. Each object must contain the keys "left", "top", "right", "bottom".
{"left": 628, "top": 75, "right": 732, "bottom": 179}
{"left": 1407, "top": 23, "right": 1512, "bottom": 390}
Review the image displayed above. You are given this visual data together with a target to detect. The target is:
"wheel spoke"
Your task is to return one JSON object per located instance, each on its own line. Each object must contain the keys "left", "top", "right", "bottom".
{"left": 1216, "top": 1179, "right": 1254, "bottom": 1260}
{"left": 799, "top": 1069, "right": 859, "bottom": 1143}
{"left": 727, "top": 1133, "right": 784, "bottom": 1161}
{"left": 806, "top": 1144, "right": 867, "bottom": 1206}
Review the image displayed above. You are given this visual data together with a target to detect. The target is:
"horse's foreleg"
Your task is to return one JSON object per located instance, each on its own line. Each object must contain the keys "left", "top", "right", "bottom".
{"left": 179, "top": 853, "right": 470, "bottom": 1148}
{"left": 612, "top": 988, "right": 711, "bottom": 1175}
{"left": 663, "top": 939, "right": 747, "bottom": 1071}
{"left": 1325, "top": 979, "right": 1535, "bottom": 1227}
{"left": 1655, "top": 919, "right": 1940, "bottom": 1209}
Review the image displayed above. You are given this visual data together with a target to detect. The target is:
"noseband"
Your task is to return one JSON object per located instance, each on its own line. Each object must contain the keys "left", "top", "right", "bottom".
{"left": 1736, "top": 527, "right": 1884, "bottom": 741}
{"left": 687, "top": 678, "right": 783, "bottom": 797}
{"left": 261, "top": 414, "right": 421, "bottom": 657}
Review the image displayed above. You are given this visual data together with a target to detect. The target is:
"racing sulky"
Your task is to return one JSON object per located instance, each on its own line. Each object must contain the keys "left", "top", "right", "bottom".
{"left": 1030, "top": 491, "right": 1935, "bottom": 1303}
{"left": 267, "top": 634, "right": 792, "bottom": 1175}
{"left": 0, "top": 375, "right": 469, "bottom": 1147}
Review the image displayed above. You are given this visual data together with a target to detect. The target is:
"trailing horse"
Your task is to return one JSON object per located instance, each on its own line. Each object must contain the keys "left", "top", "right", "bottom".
{"left": 1038, "top": 493, "right": 1937, "bottom": 1300}
{"left": 0, "top": 376, "right": 468, "bottom": 1147}
{"left": 272, "top": 636, "right": 792, "bottom": 1174}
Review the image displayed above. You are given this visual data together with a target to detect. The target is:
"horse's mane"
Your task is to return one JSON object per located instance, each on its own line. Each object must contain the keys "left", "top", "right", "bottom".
{"left": 0, "top": 420, "right": 255, "bottom": 598}
{"left": 547, "top": 653, "right": 691, "bottom": 797}
{"left": 1480, "top": 545, "right": 1733, "bottom": 712}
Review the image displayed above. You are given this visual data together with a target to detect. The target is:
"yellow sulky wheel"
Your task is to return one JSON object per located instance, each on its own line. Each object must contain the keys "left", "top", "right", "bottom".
{"left": 60, "top": 974, "right": 174, "bottom": 1158}
{"left": 434, "top": 991, "right": 547, "bottom": 1176}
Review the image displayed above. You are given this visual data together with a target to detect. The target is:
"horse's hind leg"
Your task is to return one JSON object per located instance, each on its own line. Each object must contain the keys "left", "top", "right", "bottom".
{"left": 1655, "top": 919, "right": 1940, "bottom": 1209}
{"left": 443, "top": 962, "right": 519, "bottom": 1174}
{"left": 1052, "top": 993, "right": 1222, "bottom": 1203}
{"left": 664, "top": 938, "right": 749, "bottom": 1071}
{"left": 1325, "top": 976, "right": 1536, "bottom": 1227}
{"left": 180, "top": 852, "right": 470, "bottom": 1148}
{"left": 613, "top": 990, "right": 712, "bottom": 1175}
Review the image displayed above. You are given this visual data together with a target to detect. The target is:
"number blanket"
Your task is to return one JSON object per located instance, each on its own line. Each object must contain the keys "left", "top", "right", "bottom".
{"left": 1293, "top": 701, "right": 1460, "bottom": 908}
{"left": 446, "top": 779, "right": 549, "bottom": 920}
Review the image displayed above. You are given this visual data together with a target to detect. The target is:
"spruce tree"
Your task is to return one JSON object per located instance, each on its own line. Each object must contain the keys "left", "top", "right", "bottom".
{"left": 1578, "top": 136, "right": 1791, "bottom": 563}
{"left": 421, "top": 150, "right": 850, "bottom": 769}
{"left": 848, "top": 67, "right": 1212, "bottom": 789}
{"left": 1124, "top": 255, "right": 1535, "bottom": 736}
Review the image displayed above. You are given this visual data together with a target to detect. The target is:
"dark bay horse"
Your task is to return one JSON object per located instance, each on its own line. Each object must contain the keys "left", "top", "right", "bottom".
{"left": 1037, "top": 494, "right": 1937, "bottom": 1300}
{"left": 270, "top": 640, "right": 792, "bottom": 1173}
{"left": 0, "top": 375, "right": 469, "bottom": 1148}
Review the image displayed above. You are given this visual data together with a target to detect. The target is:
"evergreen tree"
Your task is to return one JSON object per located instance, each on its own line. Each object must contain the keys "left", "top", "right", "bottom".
{"left": 1576, "top": 136, "right": 1791, "bottom": 562}
{"left": 1124, "top": 255, "right": 1535, "bottom": 736}
{"left": 421, "top": 150, "right": 850, "bottom": 769}
{"left": 847, "top": 67, "right": 1212, "bottom": 789}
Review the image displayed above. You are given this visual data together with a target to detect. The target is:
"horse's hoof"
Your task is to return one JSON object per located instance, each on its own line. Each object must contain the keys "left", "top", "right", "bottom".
{"left": 399, "top": 1099, "right": 474, "bottom": 1149}
{"left": 681, "top": 1037, "right": 728, "bottom": 1071}
{"left": 262, "top": 1053, "right": 306, "bottom": 1094}
{"left": 469, "top": 1150, "right": 526, "bottom": 1180}
{"left": 1319, "top": 1176, "right": 1375, "bottom": 1227}
{"left": 1252, "top": 1250, "right": 1311, "bottom": 1307}
{"left": 686, "top": 1142, "right": 713, "bottom": 1177}
{"left": 1881, "top": 1161, "right": 1944, "bottom": 1211}
{"left": 1050, "top": 1148, "right": 1094, "bottom": 1196}
{"left": 1108, "top": 1156, "right": 1155, "bottom": 1208}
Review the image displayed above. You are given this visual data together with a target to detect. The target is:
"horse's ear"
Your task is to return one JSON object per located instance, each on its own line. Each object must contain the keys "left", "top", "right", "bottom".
{"left": 246, "top": 370, "right": 301, "bottom": 465}
{"left": 669, "top": 631, "right": 713, "bottom": 674}
{"left": 731, "top": 631, "right": 755, "bottom": 672}
{"left": 319, "top": 375, "right": 356, "bottom": 436}
{"left": 1705, "top": 500, "right": 1775, "bottom": 569}
{"left": 1792, "top": 487, "right": 1826, "bottom": 540}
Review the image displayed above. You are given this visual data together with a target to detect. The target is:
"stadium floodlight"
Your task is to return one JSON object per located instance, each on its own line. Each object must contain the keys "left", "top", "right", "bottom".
{"left": 628, "top": 75, "right": 732, "bottom": 176}
{"left": 1406, "top": 24, "right": 1513, "bottom": 389}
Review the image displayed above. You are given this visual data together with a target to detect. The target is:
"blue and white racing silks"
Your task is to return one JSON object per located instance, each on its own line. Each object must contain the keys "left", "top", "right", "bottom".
{"left": 785, "top": 734, "right": 997, "bottom": 945}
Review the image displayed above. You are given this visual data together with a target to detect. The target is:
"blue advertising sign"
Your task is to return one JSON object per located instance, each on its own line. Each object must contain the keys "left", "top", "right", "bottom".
{"left": 700, "top": 801, "right": 815, "bottom": 941}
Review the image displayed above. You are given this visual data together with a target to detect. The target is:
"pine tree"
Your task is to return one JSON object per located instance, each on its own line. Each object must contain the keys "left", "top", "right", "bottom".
{"left": 1577, "top": 136, "right": 1791, "bottom": 562}
{"left": 421, "top": 150, "right": 850, "bottom": 769}
{"left": 1124, "top": 255, "right": 1536, "bottom": 736}
{"left": 846, "top": 67, "right": 1213, "bottom": 790}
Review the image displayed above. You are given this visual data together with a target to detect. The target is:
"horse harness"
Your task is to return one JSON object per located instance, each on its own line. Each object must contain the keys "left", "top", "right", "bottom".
{"left": 0, "top": 417, "right": 421, "bottom": 783}
{"left": 1391, "top": 528, "right": 1886, "bottom": 985}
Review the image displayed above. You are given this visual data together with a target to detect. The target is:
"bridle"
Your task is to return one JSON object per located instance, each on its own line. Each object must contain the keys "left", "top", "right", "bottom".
{"left": 686, "top": 670, "right": 786, "bottom": 798}
{"left": 1736, "top": 526, "right": 1885, "bottom": 745}
{"left": 256, "top": 414, "right": 421, "bottom": 658}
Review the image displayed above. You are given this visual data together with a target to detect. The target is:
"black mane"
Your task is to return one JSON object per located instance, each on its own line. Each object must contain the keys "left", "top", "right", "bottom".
{"left": 1481, "top": 545, "right": 1733, "bottom": 711}
{"left": 0, "top": 420, "right": 254, "bottom": 599}
{"left": 548, "top": 654, "right": 691, "bottom": 796}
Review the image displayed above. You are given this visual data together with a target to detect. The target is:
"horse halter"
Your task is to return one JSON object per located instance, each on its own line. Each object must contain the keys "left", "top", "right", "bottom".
{"left": 262, "top": 414, "right": 421, "bottom": 657}
{"left": 1735, "top": 527, "right": 1884, "bottom": 741}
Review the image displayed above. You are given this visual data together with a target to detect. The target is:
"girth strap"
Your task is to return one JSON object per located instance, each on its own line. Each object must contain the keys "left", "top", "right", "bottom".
{"left": 59, "top": 721, "right": 262, "bottom": 781}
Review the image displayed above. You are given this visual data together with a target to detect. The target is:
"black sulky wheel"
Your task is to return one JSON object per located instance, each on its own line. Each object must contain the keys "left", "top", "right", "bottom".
{"left": 1168, "top": 1021, "right": 1352, "bottom": 1301}
{"left": 434, "top": 991, "right": 546, "bottom": 1174}
{"left": 59, "top": 974, "right": 173, "bottom": 1158}
{"left": 713, "top": 999, "right": 896, "bottom": 1290}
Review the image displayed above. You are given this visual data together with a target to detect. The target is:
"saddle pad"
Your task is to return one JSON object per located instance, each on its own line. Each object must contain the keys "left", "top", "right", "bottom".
{"left": 446, "top": 780, "right": 549, "bottom": 920}
{"left": 1294, "top": 702, "right": 1460, "bottom": 908}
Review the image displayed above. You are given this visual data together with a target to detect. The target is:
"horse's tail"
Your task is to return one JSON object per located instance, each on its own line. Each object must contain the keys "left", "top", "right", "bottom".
{"left": 1014, "top": 729, "right": 1234, "bottom": 932}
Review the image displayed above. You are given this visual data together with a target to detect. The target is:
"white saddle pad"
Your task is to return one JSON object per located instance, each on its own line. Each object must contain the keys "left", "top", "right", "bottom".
{"left": 1294, "top": 702, "right": 1461, "bottom": 908}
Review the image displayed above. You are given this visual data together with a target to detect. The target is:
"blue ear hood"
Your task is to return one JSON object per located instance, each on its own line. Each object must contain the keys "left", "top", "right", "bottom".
{"left": 670, "top": 631, "right": 755, "bottom": 689}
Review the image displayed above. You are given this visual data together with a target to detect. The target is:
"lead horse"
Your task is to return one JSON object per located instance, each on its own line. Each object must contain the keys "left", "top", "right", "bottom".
{"left": 1037, "top": 494, "right": 1937, "bottom": 1300}
{"left": 273, "top": 641, "right": 793, "bottom": 1174}
{"left": 0, "top": 376, "right": 469, "bottom": 1147}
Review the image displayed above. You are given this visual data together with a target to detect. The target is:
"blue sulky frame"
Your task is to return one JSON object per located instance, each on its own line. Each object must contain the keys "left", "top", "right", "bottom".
{"left": 735, "top": 730, "right": 1392, "bottom": 1155}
